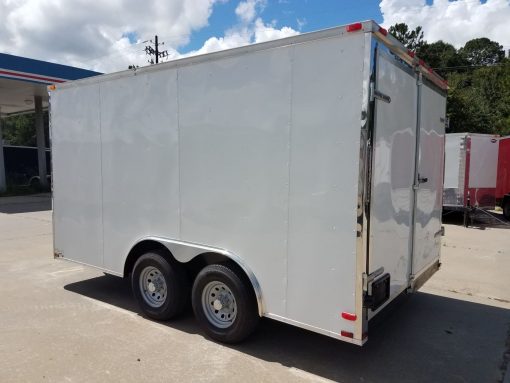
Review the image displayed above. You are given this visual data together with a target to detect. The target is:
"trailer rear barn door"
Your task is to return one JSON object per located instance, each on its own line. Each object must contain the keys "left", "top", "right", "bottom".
{"left": 368, "top": 49, "right": 417, "bottom": 303}
{"left": 412, "top": 82, "right": 446, "bottom": 276}
{"left": 368, "top": 48, "right": 446, "bottom": 313}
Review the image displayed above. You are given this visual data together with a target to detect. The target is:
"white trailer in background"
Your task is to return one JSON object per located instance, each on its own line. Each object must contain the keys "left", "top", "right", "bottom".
{"left": 50, "top": 21, "right": 447, "bottom": 346}
{"left": 443, "top": 133, "right": 499, "bottom": 224}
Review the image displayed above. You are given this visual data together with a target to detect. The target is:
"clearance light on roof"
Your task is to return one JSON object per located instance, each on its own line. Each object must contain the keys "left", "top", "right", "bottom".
{"left": 378, "top": 27, "right": 388, "bottom": 36}
{"left": 346, "top": 22, "right": 363, "bottom": 32}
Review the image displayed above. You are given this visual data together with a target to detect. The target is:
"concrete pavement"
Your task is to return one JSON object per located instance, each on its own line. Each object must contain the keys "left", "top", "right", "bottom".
{"left": 0, "top": 195, "right": 509, "bottom": 382}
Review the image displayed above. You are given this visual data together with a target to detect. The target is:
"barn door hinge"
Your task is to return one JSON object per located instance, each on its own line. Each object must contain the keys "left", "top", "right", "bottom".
{"left": 362, "top": 267, "right": 384, "bottom": 292}
{"left": 373, "top": 89, "right": 391, "bottom": 103}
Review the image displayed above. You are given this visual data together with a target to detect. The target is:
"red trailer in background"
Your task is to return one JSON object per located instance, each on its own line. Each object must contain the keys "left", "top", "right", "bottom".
{"left": 443, "top": 133, "right": 499, "bottom": 210}
{"left": 496, "top": 136, "right": 510, "bottom": 220}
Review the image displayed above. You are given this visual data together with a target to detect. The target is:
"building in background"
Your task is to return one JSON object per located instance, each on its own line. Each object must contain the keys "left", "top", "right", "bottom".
{"left": 0, "top": 53, "right": 100, "bottom": 192}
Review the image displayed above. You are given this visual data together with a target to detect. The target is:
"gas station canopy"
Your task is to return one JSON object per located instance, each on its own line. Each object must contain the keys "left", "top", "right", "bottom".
{"left": 0, "top": 52, "right": 101, "bottom": 191}
{"left": 0, "top": 52, "right": 100, "bottom": 116}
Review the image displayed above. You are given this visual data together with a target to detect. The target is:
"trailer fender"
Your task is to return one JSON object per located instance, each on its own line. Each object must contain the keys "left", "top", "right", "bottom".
{"left": 127, "top": 236, "right": 264, "bottom": 316}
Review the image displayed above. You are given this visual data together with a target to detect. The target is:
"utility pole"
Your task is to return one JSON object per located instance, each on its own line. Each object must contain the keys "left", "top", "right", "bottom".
{"left": 144, "top": 35, "right": 169, "bottom": 65}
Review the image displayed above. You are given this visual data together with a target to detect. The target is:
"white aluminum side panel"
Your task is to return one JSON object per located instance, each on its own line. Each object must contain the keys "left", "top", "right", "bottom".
{"left": 469, "top": 135, "right": 499, "bottom": 188}
{"left": 52, "top": 31, "right": 367, "bottom": 338}
{"left": 413, "top": 84, "right": 446, "bottom": 276}
{"left": 99, "top": 71, "right": 180, "bottom": 273}
{"left": 51, "top": 84, "right": 103, "bottom": 267}
{"left": 443, "top": 133, "right": 466, "bottom": 207}
{"left": 444, "top": 134, "right": 464, "bottom": 189}
{"left": 178, "top": 46, "right": 292, "bottom": 316}
{"left": 369, "top": 51, "right": 417, "bottom": 301}
{"left": 287, "top": 33, "right": 364, "bottom": 334}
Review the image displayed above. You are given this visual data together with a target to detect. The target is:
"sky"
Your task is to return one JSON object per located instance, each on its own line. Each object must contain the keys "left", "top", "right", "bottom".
{"left": 0, "top": 0, "right": 509, "bottom": 73}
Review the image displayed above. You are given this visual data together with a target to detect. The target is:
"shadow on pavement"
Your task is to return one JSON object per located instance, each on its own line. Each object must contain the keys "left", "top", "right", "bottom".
{"left": 0, "top": 194, "right": 52, "bottom": 214}
{"left": 443, "top": 209, "right": 510, "bottom": 230}
{"left": 65, "top": 274, "right": 510, "bottom": 383}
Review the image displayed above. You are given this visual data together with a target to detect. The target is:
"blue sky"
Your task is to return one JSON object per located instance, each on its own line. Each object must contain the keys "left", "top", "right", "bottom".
{"left": 0, "top": 0, "right": 508, "bottom": 72}
{"left": 185, "top": 0, "right": 383, "bottom": 52}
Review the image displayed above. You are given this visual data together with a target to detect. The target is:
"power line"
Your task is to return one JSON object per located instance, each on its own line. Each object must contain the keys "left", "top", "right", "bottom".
{"left": 432, "top": 63, "right": 507, "bottom": 71}
{"left": 144, "top": 35, "right": 169, "bottom": 64}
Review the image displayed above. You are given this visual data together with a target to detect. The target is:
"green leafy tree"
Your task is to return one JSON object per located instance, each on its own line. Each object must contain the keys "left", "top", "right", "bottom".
{"left": 2, "top": 114, "right": 36, "bottom": 146}
{"left": 2, "top": 112, "right": 49, "bottom": 147}
{"left": 418, "top": 41, "right": 467, "bottom": 75}
{"left": 388, "top": 23, "right": 425, "bottom": 51}
{"left": 459, "top": 37, "right": 505, "bottom": 66}
{"left": 446, "top": 60, "right": 510, "bottom": 135}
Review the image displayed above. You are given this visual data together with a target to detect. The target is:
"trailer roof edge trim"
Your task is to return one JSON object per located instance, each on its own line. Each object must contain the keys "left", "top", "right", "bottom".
{"left": 50, "top": 20, "right": 446, "bottom": 92}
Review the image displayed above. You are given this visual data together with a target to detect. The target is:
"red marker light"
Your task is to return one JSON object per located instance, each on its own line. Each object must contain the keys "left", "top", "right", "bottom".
{"left": 407, "top": 50, "right": 415, "bottom": 58}
{"left": 341, "top": 312, "right": 357, "bottom": 321}
{"left": 419, "top": 59, "right": 425, "bottom": 66}
{"left": 346, "top": 23, "right": 363, "bottom": 32}
{"left": 341, "top": 330, "right": 354, "bottom": 338}
{"left": 379, "top": 27, "right": 388, "bottom": 36}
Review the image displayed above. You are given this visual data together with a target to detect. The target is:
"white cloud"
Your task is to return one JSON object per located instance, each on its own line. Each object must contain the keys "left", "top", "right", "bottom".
{"left": 235, "top": 0, "right": 266, "bottom": 23}
{"left": 0, "top": 0, "right": 298, "bottom": 73}
{"left": 0, "top": 0, "right": 222, "bottom": 72}
{"left": 253, "top": 18, "right": 299, "bottom": 43}
{"left": 380, "top": 0, "right": 510, "bottom": 48}
{"left": 183, "top": 1, "right": 298, "bottom": 57}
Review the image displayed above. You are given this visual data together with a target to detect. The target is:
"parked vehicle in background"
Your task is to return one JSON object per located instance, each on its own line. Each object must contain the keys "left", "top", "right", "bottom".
{"left": 443, "top": 133, "right": 499, "bottom": 223}
{"left": 49, "top": 20, "right": 447, "bottom": 346}
{"left": 496, "top": 136, "right": 510, "bottom": 220}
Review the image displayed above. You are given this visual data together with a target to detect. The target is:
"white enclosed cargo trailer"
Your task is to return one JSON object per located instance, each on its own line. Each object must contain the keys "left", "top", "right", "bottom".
{"left": 49, "top": 21, "right": 447, "bottom": 345}
{"left": 443, "top": 133, "right": 500, "bottom": 212}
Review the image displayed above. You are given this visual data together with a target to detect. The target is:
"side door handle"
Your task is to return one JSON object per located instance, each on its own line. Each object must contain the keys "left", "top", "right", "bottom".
{"left": 418, "top": 175, "right": 428, "bottom": 184}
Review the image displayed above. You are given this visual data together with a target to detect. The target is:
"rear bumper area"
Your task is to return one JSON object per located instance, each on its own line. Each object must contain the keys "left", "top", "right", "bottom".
{"left": 409, "top": 259, "right": 441, "bottom": 292}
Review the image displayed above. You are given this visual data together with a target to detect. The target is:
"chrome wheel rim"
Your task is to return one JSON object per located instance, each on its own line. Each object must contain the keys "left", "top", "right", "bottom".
{"left": 201, "top": 281, "right": 237, "bottom": 329}
{"left": 139, "top": 266, "right": 167, "bottom": 308}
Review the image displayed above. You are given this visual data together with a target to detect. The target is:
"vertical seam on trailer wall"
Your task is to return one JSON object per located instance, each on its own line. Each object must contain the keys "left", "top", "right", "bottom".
{"left": 176, "top": 69, "right": 182, "bottom": 239}
{"left": 98, "top": 84, "right": 105, "bottom": 267}
{"left": 457, "top": 135, "right": 465, "bottom": 204}
{"left": 284, "top": 45, "right": 295, "bottom": 316}
{"left": 463, "top": 136, "right": 471, "bottom": 207}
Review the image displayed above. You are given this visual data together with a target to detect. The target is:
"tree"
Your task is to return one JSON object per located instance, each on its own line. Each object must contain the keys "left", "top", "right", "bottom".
{"left": 388, "top": 23, "right": 425, "bottom": 51}
{"left": 459, "top": 38, "right": 504, "bottom": 66}
{"left": 446, "top": 60, "right": 510, "bottom": 135}
{"left": 418, "top": 41, "right": 467, "bottom": 74}
{"left": 2, "top": 112, "right": 50, "bottom": 147}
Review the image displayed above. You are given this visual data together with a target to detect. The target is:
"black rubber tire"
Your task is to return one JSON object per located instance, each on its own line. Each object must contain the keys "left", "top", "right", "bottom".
{"left": 192, "top": 264, "right": 259, "bottom": 343}
{"left": 131, "top": 250, "right": 189, "bottom": 320}
{"left": 503, "top": 199, "right": 510, "bottom": 221}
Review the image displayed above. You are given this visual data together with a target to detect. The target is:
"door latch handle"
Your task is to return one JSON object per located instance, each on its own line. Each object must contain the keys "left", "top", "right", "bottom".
{"left": 418, "top": 176, "right": 428, "bottom": 184}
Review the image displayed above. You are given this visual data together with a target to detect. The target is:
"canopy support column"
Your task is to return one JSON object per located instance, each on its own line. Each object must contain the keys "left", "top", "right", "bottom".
{"left": 34, "top": 95, "right": 48, "bottom": 189}
{"left": 0, "top": 109, "right": 6, "bottom": 193}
